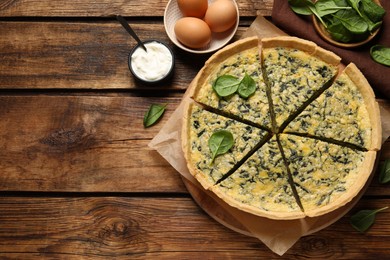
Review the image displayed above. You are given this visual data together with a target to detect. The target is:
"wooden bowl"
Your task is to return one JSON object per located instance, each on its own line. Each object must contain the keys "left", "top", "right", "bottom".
{"left": 312, "top": 0, "right": 382, "bottom": 48}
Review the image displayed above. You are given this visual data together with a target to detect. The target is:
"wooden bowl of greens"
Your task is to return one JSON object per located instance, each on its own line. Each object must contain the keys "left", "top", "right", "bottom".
{"left": 289, "top": 0, "right": 386, "bottom": 48}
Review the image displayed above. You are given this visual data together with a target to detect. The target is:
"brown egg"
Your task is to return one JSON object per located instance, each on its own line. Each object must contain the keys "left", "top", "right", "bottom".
{"left": 174, "top": 17, "right": 211, "bottom": 49}
{"left": 177, "top": 0, "right": 208, "bottom": 18}
{"left": 204, "top": 0, "right": 237, "bottom": 33}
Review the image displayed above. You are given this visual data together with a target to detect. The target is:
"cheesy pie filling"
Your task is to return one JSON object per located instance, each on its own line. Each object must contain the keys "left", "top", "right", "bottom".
{"left": 194, "top": 47, "right": 272, "bottom": 130}
{"left": 279, "top": 134, "right": 368, "bottom": 215}
{"left": 212, "top": 136, "right": 303, "bottom": 218}
{"left": 262, "top": 47, "right": 338, "bottom": 131}
{"left": 186, "top": 104, "right": 268, "bottom": 189}
{"left": 284, "top": 66, "right": 372, "bottom": 150}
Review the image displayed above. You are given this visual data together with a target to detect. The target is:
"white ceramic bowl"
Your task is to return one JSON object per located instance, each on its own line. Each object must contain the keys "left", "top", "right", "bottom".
{"left": 164, "top": 0, "right": 239, "bottom": 54}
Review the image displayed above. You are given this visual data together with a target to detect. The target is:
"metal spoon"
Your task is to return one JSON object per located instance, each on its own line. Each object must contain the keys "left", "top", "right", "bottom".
{"left": 116, "top": 15, "right": 147, "bottom": 52}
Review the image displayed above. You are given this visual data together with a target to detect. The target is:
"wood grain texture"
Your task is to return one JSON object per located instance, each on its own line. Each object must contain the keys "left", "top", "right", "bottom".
{"left": 0, "top": 0, "right": 389, "bottom": 257}
{"left": 0, "top": 21, "right": 248, "bottom": 90}
{"left": 0, "top": 0, "right": 273, "bottom": 17}
{"left": 0, "top": 197, "right": 389, "bottom": 258}
{"left": 0, "top": 95, "right": 185, "bottom": 192}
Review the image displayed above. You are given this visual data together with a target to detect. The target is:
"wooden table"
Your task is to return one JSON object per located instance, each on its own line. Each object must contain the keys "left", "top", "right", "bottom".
{"left": 0, "top": 0, "right": 389, "bottom": 258}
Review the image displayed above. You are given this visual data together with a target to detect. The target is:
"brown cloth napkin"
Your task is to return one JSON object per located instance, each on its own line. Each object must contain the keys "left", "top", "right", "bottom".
{"left": 272, "top": 0, "right": 390, "bottom": 99}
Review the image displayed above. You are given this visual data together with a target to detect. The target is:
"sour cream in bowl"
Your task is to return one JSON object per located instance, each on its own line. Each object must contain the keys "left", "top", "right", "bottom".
{"left": 128, "top": 40, "right": 175, "bottom": 84}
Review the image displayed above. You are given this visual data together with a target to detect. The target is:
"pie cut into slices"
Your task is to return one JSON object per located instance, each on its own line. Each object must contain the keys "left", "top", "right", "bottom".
{"left": 191, "top": 37, "right": 272, "bottom": 130}
{"left": 181, "top": 36, "right": 381, "bottom": 220}
{"left": 182, "top": 102, "right": 268, "bottom": 189}
{"left": 261, "top": 36, "right": 341, "bottom": 132}
{"left": 211, "top": 136, "right": 305, "bottom": 220}
{"left": 278, "top": 134, "right": 376, "bottom": 218}
{"left": 284, "top": 63, "right": 382, "bottom": 151}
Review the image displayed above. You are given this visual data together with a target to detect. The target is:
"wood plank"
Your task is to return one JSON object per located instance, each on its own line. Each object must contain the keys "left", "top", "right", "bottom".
{"left": 0, "top": 21, "right": 248, "bottom": 90}
{"left": 0, "top": 95, "right": 388, "bottom": 193}
{"left": 0, "top": 0, "right": 273, "bottom": 17}
{"left": 0, "top": 197, "right": 389, "bottom": 258}
{"left": 0, "top": 95, "right": 185, "bottom": 192}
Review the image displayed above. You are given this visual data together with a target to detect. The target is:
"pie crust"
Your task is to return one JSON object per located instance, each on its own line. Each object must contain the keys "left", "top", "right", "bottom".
{"left": 182, "top": 36, "right": 381, "bottom": 220}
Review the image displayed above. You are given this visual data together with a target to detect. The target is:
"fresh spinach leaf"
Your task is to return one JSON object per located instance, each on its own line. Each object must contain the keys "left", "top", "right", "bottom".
{"left": 379, "top": 159, "right": 390, "bottom": 184}
{"left": 143, "top": 104, "right": 166, "bottom": 128}
{"left": 332, "top": 9, "right": 368, "bottom": 34}
{"left": 370, "top": 45, "right": 390, "bottom": 66}
{"left": 309, "top": 5, "right": 329, "bottom": 28}
{"left": 361, "top": 10, "right": 382, "bottom": 32}
{"left": 328, "top": 21, "right": 354, "bottom": 42}
{"left": 350, "top": 207, "right": 388, "bottom": 232}
{"left": 213, "top": 75, "right": 240, "bottom": 97}
{"left": 346, "top": 0, "right": 363, "bottom": 17}
{"left": 288, "top": 0, "right": 314, "bottom": 15}
{"left": 361, "top": 0, "right": 386, "bottom": 23}
{"left": 208, "top": 130, "right": 234, "bottom": 163}
{"left": 238, "top": 73, "right": 256, "bottom": 99}
{"left": 315, "top": 0, "right": 351, "bottom": 16}
{"left": 333, "top": 0, "right": 349, "bottom": 7}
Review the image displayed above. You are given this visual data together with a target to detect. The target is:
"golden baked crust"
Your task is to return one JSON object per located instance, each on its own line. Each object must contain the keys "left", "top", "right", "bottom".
{"left": 344, "top": 63, "right": 382, "bottom": 151}
{"left": 261, "top": 36, "right": 316, "bottom": 54}
{"left": 182, "top": 36, "right": 381, "bottom": 220}
{"left": 261, "top": 36, "right": 341, "bottom": 66}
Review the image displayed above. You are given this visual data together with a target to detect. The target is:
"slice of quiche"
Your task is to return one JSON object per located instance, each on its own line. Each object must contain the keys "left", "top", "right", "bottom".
{"left": 261, "top": 36, "right": 341, "bottom": 132}
{"left": 190, "top": 37, "right": 272, "bottom": 130}
{"left": 283, "top": 63, "right": 381, "bottom": 151}
{"left": 279, "top": 134, "right": 376, "bottom": 218}
{"left": 182, "top": 103, "right": 269, "bottom": 190}
{"left": 211, "top": 136, "right": 305, "bottom": 220}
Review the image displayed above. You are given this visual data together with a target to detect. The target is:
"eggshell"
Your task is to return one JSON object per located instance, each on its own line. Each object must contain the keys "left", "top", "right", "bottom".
{"left": 177, "top": 0, "right": 208, "bottom": 18}
{"left": 204, "top": 0, "right": 237, "bottom": 33}
{"left": 174, "top": 17, "right": 211, "bottom": 49}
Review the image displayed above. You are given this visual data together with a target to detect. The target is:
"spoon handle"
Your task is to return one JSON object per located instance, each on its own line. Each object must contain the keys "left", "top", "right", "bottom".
{"left": 116, "top": 15, "right": 147, "bottom": 52}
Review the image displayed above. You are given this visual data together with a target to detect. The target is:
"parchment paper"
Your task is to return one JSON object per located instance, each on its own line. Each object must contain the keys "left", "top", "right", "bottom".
{"left": 149, "top": 16, "right": 390, "bottom": 256}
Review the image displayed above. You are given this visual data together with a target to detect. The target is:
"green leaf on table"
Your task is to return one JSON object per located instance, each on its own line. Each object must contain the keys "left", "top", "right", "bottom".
{"left": 143, "top": 104, "right": 167, "bottom": 128}
{"left": 332, "top": 9, "right": 368, "bottom": 34}
{"left": 361, "top": 0, "right": 386, "bottom": 23}
{"left": 213, "top": 75, "right": 240, "bottom": 97}
{"left": 288, "top": 0, "right": 315, "bottom": 15}
{"left": 346, "top": 0, "right": 363, "bottom": 17}
{"left": 208, "top": 130, "right": 234, "bottom": 164}
{"left": 370, "top": 45, "right": 390, "bottom": 66}
{"left": 379, "top": 159, "right": 390, "bottom": 184}
{"left": 350, "top": 207, "right": 388, "bottom": 232}
{"left": 238, "top": 73, "right": 256, "bottom": 99}
{"left": 315, "top": 0, "right": 352, "bottom": 17}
